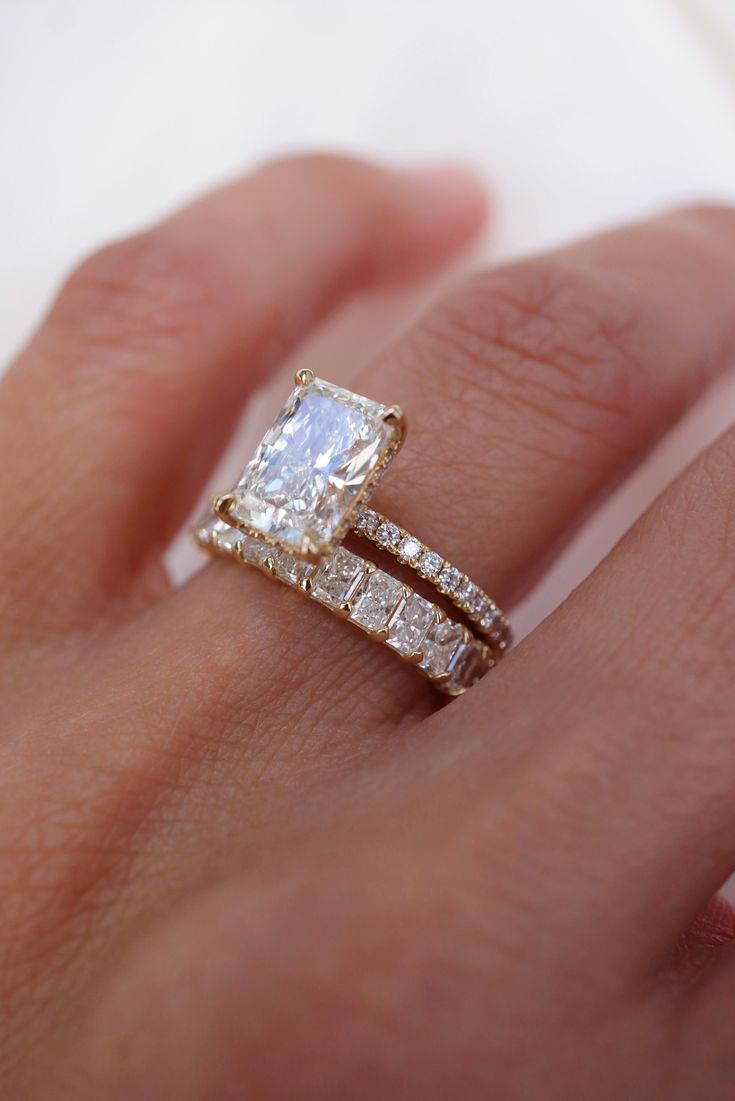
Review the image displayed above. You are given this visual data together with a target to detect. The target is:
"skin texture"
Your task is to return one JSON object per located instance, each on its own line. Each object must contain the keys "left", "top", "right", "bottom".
{"left": 2, "top": 154, "right": 735, "bottom": 1100}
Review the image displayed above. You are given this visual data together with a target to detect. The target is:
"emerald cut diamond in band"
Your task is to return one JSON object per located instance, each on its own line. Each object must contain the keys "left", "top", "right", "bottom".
{"left": 195, "top": 518, "right": 493, "bottom": 696}
{"left": 200, "top": 371, "right": 510, "bottom": 696}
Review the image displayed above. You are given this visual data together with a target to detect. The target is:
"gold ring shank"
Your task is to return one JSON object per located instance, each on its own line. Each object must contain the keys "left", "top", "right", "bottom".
{"left": 195, "top": 516, "right": 494, "bottom": 696}
{"left": 351, "top": 505, "right": 511, "bottom": 658}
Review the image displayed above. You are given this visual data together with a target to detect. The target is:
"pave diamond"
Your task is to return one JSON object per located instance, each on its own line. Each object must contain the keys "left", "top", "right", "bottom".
{"left": 481, "top": 607, "right": 502, "bottom": 632}
{"left": 398, "top": 536, "right": 422, "bottom": 563}
{"left": 419, "top": 620, "right": 465, "bottom": 677}
{"left": 229, "top": 377, "right": 398, "bottom": 556}
{"left": 361, "top": 509, "right": 380, "bottom": 536}
{"left": 311, "top": 547, "right": 365, "bottom": 607}
{"left": 387, "top": 592, "right": 435, "bottom": 655}
{"left": 457, "top": 580, "right": 479, "bottom": 610}
{"left": 437, "top": 565, "right": 462, "bottom": 595}
{"left": 418, "top": 551, "right": 443, "bottom": 581}
{"left": 376, "top": 521, "right": 401, "bottom": 549}
{"left": 350, "top": 570, "right": 404, "bottom": 632}
{"left": 473, "top": 594, "right": 491, "bottom": 619}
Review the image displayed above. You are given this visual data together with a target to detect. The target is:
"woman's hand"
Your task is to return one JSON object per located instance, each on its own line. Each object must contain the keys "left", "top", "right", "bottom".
{"left": 2, "top": 154, "right": 735, "bottom": 1100}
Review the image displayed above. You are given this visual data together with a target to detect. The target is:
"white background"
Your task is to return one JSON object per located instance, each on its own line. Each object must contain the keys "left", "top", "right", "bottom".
{"left": 2, "top": 0, "right": 735, "bottom": 631}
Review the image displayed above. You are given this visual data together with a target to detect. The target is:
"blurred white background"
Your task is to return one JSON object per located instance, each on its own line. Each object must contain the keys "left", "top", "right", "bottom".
{"left": 2, "top": 0, "right": 735, "bottom": 632}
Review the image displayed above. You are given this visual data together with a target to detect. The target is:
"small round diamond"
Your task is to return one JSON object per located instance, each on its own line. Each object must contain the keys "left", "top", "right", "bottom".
{"left": 361, "top": 509, "right": 380, "bottom": 537}
{"left": 418, "top": 551, "right": 443, "bottom": 581}
{"left": 457, "top": 580, "right": 478, "bottom": 610}
{"left": 481, "top": 607, "right": 502, "bottom": 632}
{"left": 437, "top": 565, "right": 461, "bottom": 595}
{"left": 472, "top": 594, "right": 491, "bottom": 620}
{"left": 376, "top": 521, "right": 401, "bottom": 549}
{"left": 352, "top": 510, "right": 368, "bottom": 534}
{"left": 398, "top": 536, "right": 422, "bottom": 563}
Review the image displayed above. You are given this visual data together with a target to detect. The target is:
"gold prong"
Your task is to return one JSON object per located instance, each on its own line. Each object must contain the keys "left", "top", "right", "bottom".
{"left": 299, "top": 576, "right": 313, "bottom": 594}
{"left": 295, "top": 368, "right": 315, "bottom": 387}
{"left": 337, "top": 601, "right": 352, "bottom": 618}
{"left": 406, "top": 650, "right": 424, "bottom": 665}
{"left": 381, "top": 405, "right": 403, "bottom": 428}
{"left": 263, "top": 555, "right": 277, "bottom": 575}
{"left": 371, "top": 626, "right": 390, "bottom": 642}
{"left": 213, "top": 492, "right": 236, "bottom": 521}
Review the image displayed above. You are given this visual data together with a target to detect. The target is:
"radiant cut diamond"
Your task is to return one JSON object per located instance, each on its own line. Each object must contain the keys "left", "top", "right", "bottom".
{"left": 350, "top": 570, "right": 404, "bottom": 632}
{"left": 274, "top": 550, "right": 315, "bottom": 587}
{"left": 419, "top": 620, "right": 465, "bottom": 677}
{"left": 445, "top": 641, "right": 491, "bottom": 693}
{"left": 240, "top": 534, "right": 273, "bottom": 567}
{"left": 387, "top": 593, "right": 434, "bottom": 655}
{"left": 229, "top": 377, "right": 399, "bottom": 556}
{"left": 311, "top": 547, "right": 365, "bottom": 608}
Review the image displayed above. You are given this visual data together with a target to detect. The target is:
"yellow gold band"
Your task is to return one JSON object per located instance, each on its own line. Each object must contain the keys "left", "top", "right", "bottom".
{"left": 195, "top": 517, "right": 494, "bottom": 696}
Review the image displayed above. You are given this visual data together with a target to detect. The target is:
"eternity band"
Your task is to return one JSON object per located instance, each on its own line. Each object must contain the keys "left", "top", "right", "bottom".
{"left": 196, "top": 517, "right": 493, "bottom": 695}
{"left": 194, "top": 370, "right": 511, "bottom": 696}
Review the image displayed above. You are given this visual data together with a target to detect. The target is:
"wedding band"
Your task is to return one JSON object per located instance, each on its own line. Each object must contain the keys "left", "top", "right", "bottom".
{"left": 195, "top": 518, "right": 493, "bottom": 695}
{"left": 195, "top": 370, "right": 511, "bottom": 695}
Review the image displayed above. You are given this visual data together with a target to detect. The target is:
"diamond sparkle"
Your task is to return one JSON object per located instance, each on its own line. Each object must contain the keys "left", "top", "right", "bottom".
{"left": 350, "top": 570, "right": 404, "bottom": 632}
{"left": 311, "top": 547, "right": 365, "bottom": 608}
{"left": 229, "top": 378, "right": 399, "bottom": 556}
{"left": 387, "top": 592, "right": 434, "bottom": 655}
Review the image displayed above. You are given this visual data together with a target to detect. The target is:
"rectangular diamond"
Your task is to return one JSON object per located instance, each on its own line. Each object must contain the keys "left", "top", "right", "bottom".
{"left": 350, "top": 570, "right": 404, "bottom": 632}
{"left": 311, "top": 547, "right": 365, "bottom": 608}
{"left": 387, "top": 592, "right": 435, "bottom": 656}
{"left": 229, "top": 377, "right": 400, "bottom": 556}
{"left": 419, "top": 620, "right": 465, "bottom": 678}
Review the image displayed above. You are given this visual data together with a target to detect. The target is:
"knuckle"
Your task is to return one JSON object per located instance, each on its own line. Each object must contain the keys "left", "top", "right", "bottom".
{"left": 49, "top": 228, "right": 227, "bottom": 361}
{"left": 414, "top": 257, "right": 645, "bottom": 448}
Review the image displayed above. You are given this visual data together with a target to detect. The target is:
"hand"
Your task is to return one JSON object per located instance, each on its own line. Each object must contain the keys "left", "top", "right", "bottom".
{"left": 2, "top": 154, "right": 735, "bottom": 1100}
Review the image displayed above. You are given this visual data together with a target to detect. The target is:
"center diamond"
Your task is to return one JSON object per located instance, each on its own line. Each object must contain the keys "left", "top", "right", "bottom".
{"left": 228, "top": 376, "right": 402, "bottom": 557}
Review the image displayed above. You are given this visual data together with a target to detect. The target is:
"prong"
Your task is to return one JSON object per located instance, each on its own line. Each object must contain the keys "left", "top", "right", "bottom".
{"left": 263, "top": 555, "right": 277, "bottom": 575}
{"left": 299, "top": 576, "right": 313, "bottom": 594}
{"left": 406, "top": 649, "right": 425, "bottom": 666}
{"left": 337, "top": 601, "right": 352, "bottom": 619}
{"left": 213, "top": 492, "right": 236, "bottom": 521}
{"left": 295, "top": 368, "right": 315, "bottom": 388}
{"left": 370, "top": 626, "right": 390, "bottom": 642}
{"left": 381, "top": 405, "right": 403, "bottom": 428}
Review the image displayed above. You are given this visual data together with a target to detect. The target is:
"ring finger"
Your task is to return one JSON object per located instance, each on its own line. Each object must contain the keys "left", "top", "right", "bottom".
{"left": 166, "top": 204, "right": 735, "bottom": 742}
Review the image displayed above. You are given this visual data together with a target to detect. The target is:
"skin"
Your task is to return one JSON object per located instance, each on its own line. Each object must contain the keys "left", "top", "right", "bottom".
{"left": 2, "top": 154, "right": 735, "bottom": 1099}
